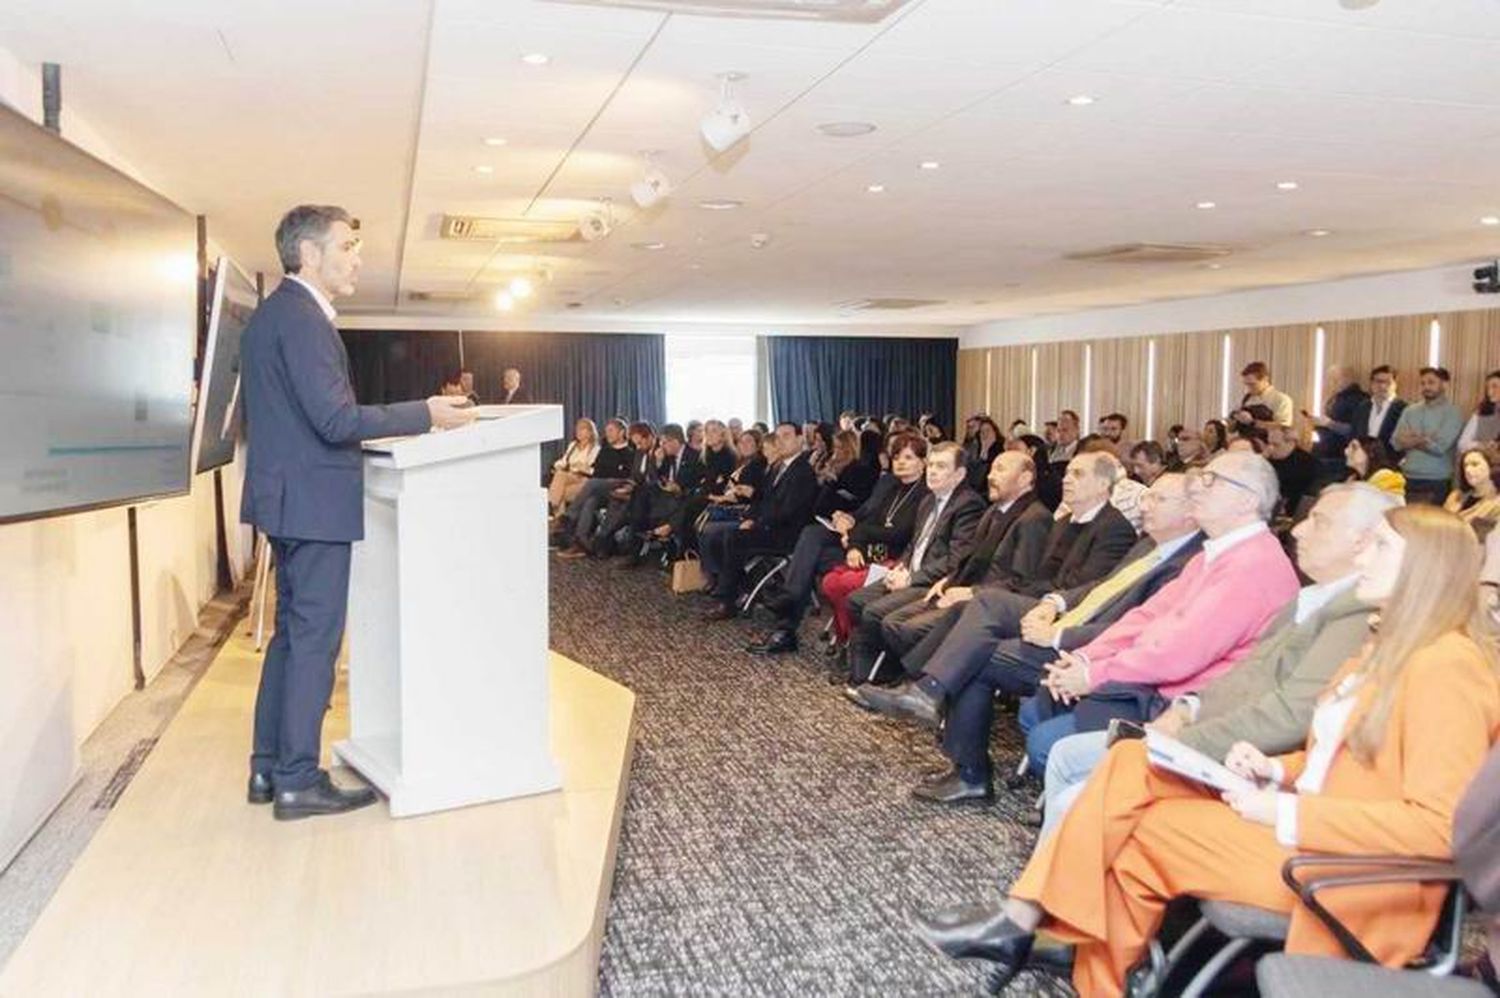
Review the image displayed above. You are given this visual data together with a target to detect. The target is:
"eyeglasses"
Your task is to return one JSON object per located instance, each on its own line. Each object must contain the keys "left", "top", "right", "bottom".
{"left": 1186, "top": 466, "right": 1258, "bottom": 496}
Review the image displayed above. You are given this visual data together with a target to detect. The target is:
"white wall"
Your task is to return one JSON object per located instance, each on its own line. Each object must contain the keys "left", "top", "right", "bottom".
{"left": 962, "top": 263, "right": 1489, "bottom": 347}
{"left": 0, "top": 48, "right": 246, "bottom": 870}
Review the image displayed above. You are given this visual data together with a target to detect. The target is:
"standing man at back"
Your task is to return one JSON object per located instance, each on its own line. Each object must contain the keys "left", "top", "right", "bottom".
{"left": 241, "top": 205, "right": 475, "bottom": 820}
{"left": 1393, "top": 366, "right": 1464, "bottom": 505}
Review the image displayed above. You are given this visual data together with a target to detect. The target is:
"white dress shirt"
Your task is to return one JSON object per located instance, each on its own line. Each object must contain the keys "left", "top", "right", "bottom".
{"left": 1274, "top": 672, "right": 1364, "bottom": 846}
{"left": 1202, "top": 520, "right": 1268, "bottom": 564}
{"left": 284, "top": 274, "right": 337, "bottom": 321}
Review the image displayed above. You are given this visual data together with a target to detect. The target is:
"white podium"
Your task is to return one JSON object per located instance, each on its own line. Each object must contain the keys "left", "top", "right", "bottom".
{"left": 334, "top": 404, "right": 565, "bottom": 817}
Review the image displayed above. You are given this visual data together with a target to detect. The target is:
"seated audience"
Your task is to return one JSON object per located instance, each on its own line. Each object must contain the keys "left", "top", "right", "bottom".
{"left": 911, "top": 502, "right": 1500, "bottom": 997}
{"left": 1444, "top": 445, "right": 1500, "bottom": 537}
{"left": 1097, "top": 412, "right": 1132, "bottom": 460}
{"left": 1048, "top": 410, "right": 1081, "bottom": 465}
{"left": 812, "top": 429, "right": 878, "bottom": 518}
{"left": 559, "top": 421, "right": 656, "bottom": 559}
{"left": 1010, "top": 433, "right": 1061, "bottom": 511}
{"left": 1128, "top": 441, "right": 1172, "bottom": 485}
{"left": 686, "top": 420, "right": 705, "bottom": 452}
{"left": 1037, "top": 483, "right": 1396, "bottom": 834}
{"left": 1344, "top": 434, "right": 1406, "bottom": 497}
{"left": 842, "top": 442, "right": 985, "bottom": 684}
{"left": 1015, "top": 452, "right": 1298, "bottom": 774}
{"left": 618, "top": 424, "right": 705, "bottom": 565}
{"left": 552, "top": 418, "right": 634, "bottom": 552}
{"left": 1458, "top": 368, "right": 1500, "bottom": 450}
{"left": 699, "top": 419, "right": 736, "bottom": 493}
{"left": 547, "top": 417, "right": 601, "bottom": 517}
{"left": 861, "top": 472, "right": 1198, "bottom": 802}
{"left": 673, "top": 428, "right": 767, "bottom": 555}
{"left": 701, "top": 423, "right": 818, "bottom": 618}
{"left": 1202, "top": 418, "right": 1229, "bottom": 456}
{"left": 1266, "top": 422, "right": 1322, "bottom": 517}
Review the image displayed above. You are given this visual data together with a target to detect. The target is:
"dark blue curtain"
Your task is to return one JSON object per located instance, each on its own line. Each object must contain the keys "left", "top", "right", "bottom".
{"left": 340, "top": 330, "right": 462, "bottom": 404}
{"left": 767, "top": 335, "right": 958, "bottom": 430}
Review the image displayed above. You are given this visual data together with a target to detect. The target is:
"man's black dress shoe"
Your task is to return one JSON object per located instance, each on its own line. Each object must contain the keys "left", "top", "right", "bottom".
{"left": 247, "top": 772, "right": 273, "bottom": 805}
{"left": 747, "top": 629, "right": 798, "bottom": 655}
{"left": 703, "top": 601, "right": 737, "bottom": 622}
{"left": 910, "top": 901, "right": 1034, "bottom": 991}
{"left": 272, "top": 771, "right": 378, "bottom": 821}
{"left": 856, "top": 680, "right": 943, "bottom": 728}
{"left": 911, "top": 769, "right": 994, "bottom": 804}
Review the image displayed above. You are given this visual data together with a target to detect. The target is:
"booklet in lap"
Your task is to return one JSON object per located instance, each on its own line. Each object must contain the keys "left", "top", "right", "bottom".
{"left": 1145, "top": 729, "right": 1257, "bottom": 795}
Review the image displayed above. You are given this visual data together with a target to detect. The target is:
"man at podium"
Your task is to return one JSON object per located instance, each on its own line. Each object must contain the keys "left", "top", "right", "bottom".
{"left": 240, "top": 204, "right": 475, "bottom": 821}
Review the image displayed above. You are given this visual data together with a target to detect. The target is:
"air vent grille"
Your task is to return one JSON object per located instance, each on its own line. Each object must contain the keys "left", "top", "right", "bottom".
{"left": 1066, "top": 242, "right": 1234, "bottom": 264}
{"left": 836, "top": 297, "right": 943, "bottom": 311}
{"left": 440, "top": 214, "right": 581, "bottom": 244}
{"left": 542, "top": 0, "right": 913, "bottom": 22}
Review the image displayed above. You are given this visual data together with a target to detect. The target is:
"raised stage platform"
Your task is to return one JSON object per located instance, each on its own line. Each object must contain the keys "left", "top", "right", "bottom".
{"left": 0, "top": 623, "right": 635, "bottom": 996}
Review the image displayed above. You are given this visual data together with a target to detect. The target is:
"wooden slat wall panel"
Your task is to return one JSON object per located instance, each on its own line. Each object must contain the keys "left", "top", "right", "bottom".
{"left": 987, "top": 344, "right": 1035, "bottom": 429}
{"left": 1321, "top": 313, "right": 1433, "bottom": 403}
{"left": 1033, "top": 341, "right": 1088, "bottom": 427}
{"left": 1439, "top": 308, "right": 1500, "bottom": 413}
{"left": 1225, "top": 323, "right": 1317, "bottom": 417}
{"left": 1090, "top": 336, "right": 1150, "bottom": 438}
{"left": 1154, "top": 330, "right": 1226, "bottom": 433}
{"left": 956, "top": 348, "right": 989, "bottom": 426}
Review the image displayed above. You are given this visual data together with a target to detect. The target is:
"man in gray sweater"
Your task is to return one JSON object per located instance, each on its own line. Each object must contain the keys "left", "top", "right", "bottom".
{"left": 1393, "top": 366, "right": 1464, "bottom": 505}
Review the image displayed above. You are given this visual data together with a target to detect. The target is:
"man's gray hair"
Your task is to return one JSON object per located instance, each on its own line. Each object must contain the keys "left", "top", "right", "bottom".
{"left": 275, "top": 204, "right": 353, "bottom": 274}
{"left": 1084, "top": 451, "right": 1123, "bottom": 486}
{"left": 1210, "top": 451, "right": 1281, "bottom": 520}
{"left": 1313, "top": 481, "right": 1402, "bottom": 529}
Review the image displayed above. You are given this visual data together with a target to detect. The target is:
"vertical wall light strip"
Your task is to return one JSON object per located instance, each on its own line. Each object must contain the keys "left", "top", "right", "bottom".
{"left": 1145, "top": 339, "right": 1157, "bottom": 441}
{"left": 1428, "top": 319, "right": 1442, "bottom": 367}
{"left": 984, "top": 350, "right": 993, "bottom": 415}
{"left": 1029, "top": 347, "right": 1039, "bottom": 430}
{"left": 1082, "top": 343, "right": 1093, "bottom": 429}
{"left": 1311, "top": 326, "right": 1326, "bottom": 417}
{"left": 1220, "top": 333, "right": 1233, "bottom": 416}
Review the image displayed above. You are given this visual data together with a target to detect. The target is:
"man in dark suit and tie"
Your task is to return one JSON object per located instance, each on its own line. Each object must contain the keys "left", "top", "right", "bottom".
{"left": 1341, "top": 364, "right": 1406, "bottom": 455}
{"left": 241, "top": 204, "right": 475, "bottom": 820}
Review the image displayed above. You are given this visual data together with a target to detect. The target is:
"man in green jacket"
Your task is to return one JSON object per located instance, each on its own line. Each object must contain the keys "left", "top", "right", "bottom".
{"left": 1036, "top": 481, "right": 1399, "bottom": 834}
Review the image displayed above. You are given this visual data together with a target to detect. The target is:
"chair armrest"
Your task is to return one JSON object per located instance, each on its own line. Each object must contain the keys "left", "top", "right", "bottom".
{"left": 1280, "top": 855, "right": 1461, "bottom": 963}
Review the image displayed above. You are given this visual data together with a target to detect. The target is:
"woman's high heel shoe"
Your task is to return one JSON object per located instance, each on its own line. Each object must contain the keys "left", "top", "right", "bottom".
{"left": 909, "top": 902, "right": 1034, "bottom": 994}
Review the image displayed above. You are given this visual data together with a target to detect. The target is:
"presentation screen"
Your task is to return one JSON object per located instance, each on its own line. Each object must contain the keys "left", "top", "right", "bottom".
{"left": 0, "top": 103, "right": 196, "bottom": 522}
{"left": 192, "top": 256, "right": 255, "bottom": 474}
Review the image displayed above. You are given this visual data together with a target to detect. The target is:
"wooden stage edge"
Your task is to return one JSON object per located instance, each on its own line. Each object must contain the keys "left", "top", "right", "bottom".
{"left": 0, "top": 622, "right": 636, "bottom": 997}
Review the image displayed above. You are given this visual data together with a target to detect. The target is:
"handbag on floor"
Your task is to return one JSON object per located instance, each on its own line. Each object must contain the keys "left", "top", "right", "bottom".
{"left": 671, "top": 553, "right": 706, "bottom": 594}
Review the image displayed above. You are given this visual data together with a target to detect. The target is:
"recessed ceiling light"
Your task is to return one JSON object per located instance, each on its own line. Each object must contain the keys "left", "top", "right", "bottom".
{"left": 688, "top": 262, "right": 703, "bottom": 270}
{"left": 1066, "top": 94, "right": 1097, "bottom": 106}
{"left": 494, "top": 290, "right": 514, "bottom": 312}
{"left": 697, "top": 199, "right": 743, "bottom": 210}
{"left": 1196, "top": 200, "right": 1217, "bottom": 210}
{"left": 1201, "top": 262, "right": 1224, "bottom": 270}
{"left": 920, "top": 161, "right": 940, "bottom": 170}
{"left": 1276, "top": 180, "right": 1299, "bottom": 190}
{"left": 474, "top": 164, "right": 494, "bottom": 174}
{"left": 521, "top": 52, "right": 550, "bottom": 65}
{"left": 817, "top": 121, "right": 877, "bottom": 137}
{"left": 631, "top": 240, "right": 666, "bottom": 250}
{"left": 1481, "top": 216, "right": 1500, "bottom": 226}
{"left": 509, "top": 276, "right": 534, "bottom": 299}
{"left": 483, "top": 137, "right": 508, "bottom": 147}
{"left": 867, "top": 184, "right": 886, "bottom": 194}
{"left": 1305, "top": 228, "right": 1332, "bottom": 237}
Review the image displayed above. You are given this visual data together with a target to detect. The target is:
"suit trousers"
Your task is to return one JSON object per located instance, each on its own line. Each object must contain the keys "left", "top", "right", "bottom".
{"left": 1010, "top": 740, "right": 1298, "bottom": 998}
{"left": 1018, "top": 694, "right": 1078, "bottom": 775}
{"left": 252, "top": 538, "right": 351, "bottom": 791}
{"left": 881, "top": 601, "right": 964, "bottom": 677}
{"left": 846, "top": 583, "right": 927, "bottom": 681}
{"left": 568, "top": 478, "right": 618, "bottom": 547}
{"left": 941, "top": 640, "right": 1053, "bottom": 782}
{"left": 922, "top": 587, "right": 1042, "bottom": 694}
{"left": 780, "top": 523, "right": 846, "bottom": 627}
{"left": 702, "top": 523, "right": 777, "bottom": 600}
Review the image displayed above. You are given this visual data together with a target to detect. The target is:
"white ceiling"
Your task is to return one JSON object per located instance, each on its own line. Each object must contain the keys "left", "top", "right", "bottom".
{"left": 4, "top": 0, "right": 1500, "bottom": 328}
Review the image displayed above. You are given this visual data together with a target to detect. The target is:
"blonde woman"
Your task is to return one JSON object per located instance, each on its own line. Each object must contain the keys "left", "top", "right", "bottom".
{"left": 911, "top": 503, "right": 1500, "bottom": 996}
{"left": 547, "top": 418, "right": 600, "bottom": 517}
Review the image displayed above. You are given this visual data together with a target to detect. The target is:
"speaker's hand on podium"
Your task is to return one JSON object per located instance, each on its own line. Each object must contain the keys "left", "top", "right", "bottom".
{"left": 427, "top": 396, "right": 479, "bottom": 430}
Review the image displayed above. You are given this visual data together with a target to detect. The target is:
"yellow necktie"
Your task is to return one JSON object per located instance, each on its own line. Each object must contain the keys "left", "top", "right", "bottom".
{"left": 1056, "top": 549, "right": 1162, "bottom": 629}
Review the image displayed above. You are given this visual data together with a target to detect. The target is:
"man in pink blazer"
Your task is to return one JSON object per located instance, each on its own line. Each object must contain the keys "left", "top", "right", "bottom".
{"left": 1019, "top": 451, "right": 1301, "bottom": 772}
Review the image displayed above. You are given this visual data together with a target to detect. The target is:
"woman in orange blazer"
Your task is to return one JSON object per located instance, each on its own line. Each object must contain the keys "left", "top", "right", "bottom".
{"left": 911, "top": 503, "right": 1500, "bottom": 997}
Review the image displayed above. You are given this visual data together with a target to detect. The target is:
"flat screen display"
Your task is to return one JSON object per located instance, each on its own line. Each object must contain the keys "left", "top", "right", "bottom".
{"left": 192, "top": 256, "right": 255, "bottom": 473}
{"left": 0, "top": 102, "right": 196, "bottom": 522}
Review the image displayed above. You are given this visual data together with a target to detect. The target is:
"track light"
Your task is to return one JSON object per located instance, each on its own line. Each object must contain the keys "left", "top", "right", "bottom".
{"left": 701, "top": 72, "right": 751, "bottom": 153}
{"left": 494, "top": 290, "right": 515, "bottom": 311}
{"left": 509, "top": 276, "right": 534, "bottom": 299}
{"left": 578, "top": 198, "right": 614, "bottom": 242}
{"left": 630, "top": 151, "right": 672, "bottom": 208}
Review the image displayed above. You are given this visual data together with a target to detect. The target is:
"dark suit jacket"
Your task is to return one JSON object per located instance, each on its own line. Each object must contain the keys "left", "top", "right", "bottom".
{"left": 950, "top": 492, "right": 1043, "bottom": 587}
{"left": 979, "top": 498, "right": 1057, "bottom": 588}
{"left": 905, "top": 486, "right": 986, "bottom": 588}
{"left": 1347, "top": 396, "right": 1407, "bottom": 454}
{"left": 1315, "top": 384, "right": 1370, "bottom": 459}
{"left": 240, "top": 280, "right": 430, "bottom": 542}
{"left": 751, "top": 453, "right": 818, "bottom": 548}
{"left": 500, "top": 386, "right": 531, "bottom": 404}
{"left": 1011, "top": 503, "right": 1137, "bottom": 598}
{"left": 656, "top": 446, "right": 705, "bottom": 494}
{"left": 1053, "top": 532, "right": 1205, "bottom": 650}
{"left": 847, "top": 475, "right": 929, "bottom": 560}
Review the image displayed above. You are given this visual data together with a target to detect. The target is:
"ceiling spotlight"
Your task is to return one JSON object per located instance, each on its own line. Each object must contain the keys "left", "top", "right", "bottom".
{"left": 1305, "top": 228, "right": 1332, "bottom": 237}
{"left": 1338, "top": 0, "right": 1380, "bottom": 9}
{"left": 483, "top": 137, "right": 508, "bottom": 147}
{"left": 630, "top": 152, "right": 673, "bottom": 209}
{"left": 697, "top": 198, "right": 743, "bottom": 210}
{"left": 749, "top": 232, "right": 771, "bottom": 249}
{"left": 1066, "top": 94, "right": 1097, "bottom": 106}
{"left": 701, "top": 72, "right": 752, "bottom": 153}
{"left": 494, "top": 290, "right": 515, "bottom": 312}
{"left": 578, "top": 198, "right": 614, "bottom": 242}
{"left": 631, "top": 241, "right": 666, "bottom": 251}
{"left": 920, "top": 161, "right": 940, "bottom": 170}
{"left": 474, "top": 165, "right": 495, "bottom": 174}
{"left": 508, "top": 276, "right": 534, "bottom": 299}
{"left": 867, "top": 184, "right": 886, "bottom": 194}
{"left": 1481, "top": 216, "right": 1500, "bottom": 227}
{"left": 816, "top": 121, "right": 877, "bottom": 138}
{"left": 1276, "top": 180, "right": 1299, "bottom": 190}
{"left": 1196, "top": 200, "right": 1217, "bottom": 210}
{"left": 521, "top": 52, "right": 550, "bottom": 65}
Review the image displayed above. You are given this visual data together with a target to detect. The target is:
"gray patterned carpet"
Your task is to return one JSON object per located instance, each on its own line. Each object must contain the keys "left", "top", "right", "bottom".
{"left": 547, "top": 557, "right": 1072, "bottom": 997}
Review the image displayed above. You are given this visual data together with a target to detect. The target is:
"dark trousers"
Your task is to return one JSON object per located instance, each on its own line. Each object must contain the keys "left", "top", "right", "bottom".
{"left": 922, "top": 587, "right": 1041, "bottom": 694}
{"left": 847, "top": 583, "right": 927, "bottom": 680}
{"left": 569, "top": 478, "right": 619, "bottom": 547}
{"left": 779, "top": 523, "right": 846, "bottom": 627}
{"left": 252, "top": 538, "right": 351, "bottom": 791}
{"left": 883, "top": 602, "right": 964, "bottom": 677}
{"left": 1404, "top": 477, "right": 1450, "bottom": 506}
{"left": 940, "top": 638, "right": 1053, "bottom": 782}
{"left": 702, "top": 522, "right": 778, "bottom": 600}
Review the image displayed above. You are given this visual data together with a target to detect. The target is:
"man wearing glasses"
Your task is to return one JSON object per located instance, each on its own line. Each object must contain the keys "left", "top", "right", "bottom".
{"left": 240, "top": 205, "right": 475, "bottom": 820}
